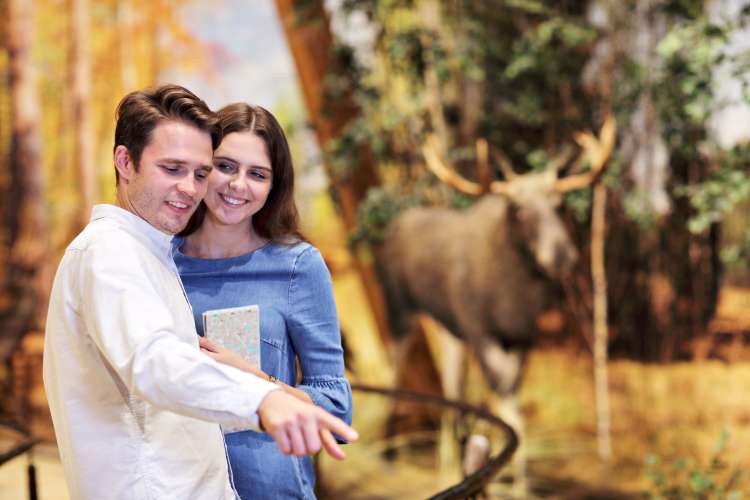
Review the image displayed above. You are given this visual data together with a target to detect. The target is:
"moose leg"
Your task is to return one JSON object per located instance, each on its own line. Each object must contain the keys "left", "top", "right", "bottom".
{"left": 418, "top": 315, "right": 465, "bottom": 473}
{"left": 474, "top": 339, "right": 529, "bottom": 497}
{"left": 384, "top": 316, "right": 443, "bottom": 460}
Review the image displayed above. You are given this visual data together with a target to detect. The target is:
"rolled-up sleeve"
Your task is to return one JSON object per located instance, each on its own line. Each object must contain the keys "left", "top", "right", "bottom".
{"left": 287, "top": 247, "right": 353, "bottom": 425}
{"left": 79, "top": 238, "right": 279, "bottom": 431}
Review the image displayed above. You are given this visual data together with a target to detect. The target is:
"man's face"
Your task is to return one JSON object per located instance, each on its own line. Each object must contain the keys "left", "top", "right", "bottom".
{"left": 115, "top": 120, "right": 213, "bottom": 234}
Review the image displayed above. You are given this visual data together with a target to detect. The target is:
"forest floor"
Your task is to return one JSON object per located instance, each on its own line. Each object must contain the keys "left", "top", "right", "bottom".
{"left": 3, "top": 348, "right": 748, "bottom": 499}
{"left": 318, "top": 348, "right": 750, "bottom": 498}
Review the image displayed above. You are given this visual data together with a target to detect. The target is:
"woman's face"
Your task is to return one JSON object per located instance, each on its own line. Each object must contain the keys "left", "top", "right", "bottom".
{"left": 204, "top": 131, "right": 273, "bottom": 229}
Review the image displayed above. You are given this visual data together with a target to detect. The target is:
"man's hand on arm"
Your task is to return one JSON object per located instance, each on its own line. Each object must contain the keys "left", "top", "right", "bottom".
{"left": 257, "top": 390, "right": 358, "bottom": 460}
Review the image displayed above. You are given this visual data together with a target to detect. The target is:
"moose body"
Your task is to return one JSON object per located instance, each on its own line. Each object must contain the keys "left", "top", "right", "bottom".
{"left": 378, "top": 119, "right": 614, "bottom": 494}
{"left": 381, "top": 189, "right": 577, "bottom": 396}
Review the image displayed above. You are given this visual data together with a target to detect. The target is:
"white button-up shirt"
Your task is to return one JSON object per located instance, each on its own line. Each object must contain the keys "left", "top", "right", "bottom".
{"left": 43, "top": 204, "right": 279, "bottom": 500}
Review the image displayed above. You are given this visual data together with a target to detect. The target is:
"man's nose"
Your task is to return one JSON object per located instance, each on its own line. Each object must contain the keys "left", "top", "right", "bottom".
{"left": 177, "top": 176, "right": 198, "bottom": 198}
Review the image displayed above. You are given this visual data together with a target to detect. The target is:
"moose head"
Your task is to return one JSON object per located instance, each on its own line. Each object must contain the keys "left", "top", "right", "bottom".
{"left": 420, "top": 116, "right": 616, "bottom": 280}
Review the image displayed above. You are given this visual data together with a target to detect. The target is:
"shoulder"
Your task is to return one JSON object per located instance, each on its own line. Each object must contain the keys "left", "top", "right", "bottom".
{"left": 291, "top": 242, "right": 325, "bottom": 268}
{"left": 68, "top": 220, "right": 141, "bottom": 257}
{"left": 265, "top": 240, "right": 319, "bottom": 262}
{"left": 278, "top": 243, "right": 330, "bottom": 281}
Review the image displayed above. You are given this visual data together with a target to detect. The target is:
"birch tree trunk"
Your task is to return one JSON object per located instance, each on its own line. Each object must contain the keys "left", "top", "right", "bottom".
{"left": 117, "top": 0, "right": 137, "bottom": 91}
{"left": 2, "top": 0, "right": 50, "bottom": 352}
{"left": 591, "top": 182, "right": 612, "bottom": 460}
{"left": 69, "top": 0, "right": 97, "bottom": 230}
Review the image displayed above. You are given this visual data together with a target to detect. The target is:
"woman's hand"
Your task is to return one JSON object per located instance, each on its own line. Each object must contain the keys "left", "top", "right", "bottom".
{"left": 199, "top": 337, "right": 264, "bottom": 376}
{"left": 199, "top": 337, "right": 312, "bottom": 404}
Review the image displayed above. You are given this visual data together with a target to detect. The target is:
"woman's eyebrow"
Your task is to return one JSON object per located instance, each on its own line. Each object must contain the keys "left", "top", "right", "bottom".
{"left": 213, "top": 156, "right": 238, "bottom": 165}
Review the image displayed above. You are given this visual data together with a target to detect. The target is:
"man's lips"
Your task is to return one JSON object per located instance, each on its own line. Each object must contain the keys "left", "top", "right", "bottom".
{"left": 165, "top": 200, "right": 193, "bottom": 212}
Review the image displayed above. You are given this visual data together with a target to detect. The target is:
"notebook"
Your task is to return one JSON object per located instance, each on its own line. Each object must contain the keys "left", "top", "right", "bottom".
{"left": 203, "top": 304, "right": 260, "bottom": 433}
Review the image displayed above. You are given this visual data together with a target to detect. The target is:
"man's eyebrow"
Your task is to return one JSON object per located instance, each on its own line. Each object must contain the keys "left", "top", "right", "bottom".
{"left": 157, "top": 158, "right": 188, "bottom": 165}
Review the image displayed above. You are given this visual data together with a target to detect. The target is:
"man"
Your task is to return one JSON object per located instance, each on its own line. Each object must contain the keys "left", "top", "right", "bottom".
{"left": 43, "top": 84, "right": 357, "bottom": 500}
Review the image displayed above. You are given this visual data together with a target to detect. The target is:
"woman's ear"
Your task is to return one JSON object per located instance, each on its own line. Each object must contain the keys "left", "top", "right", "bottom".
{"left": 114, "top": 145, "right": 134, "bottom": 182}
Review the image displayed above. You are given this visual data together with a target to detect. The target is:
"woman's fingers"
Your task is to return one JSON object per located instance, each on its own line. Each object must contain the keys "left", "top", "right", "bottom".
{"left": 198, "top": 337, "right": 219, "bottom": 352}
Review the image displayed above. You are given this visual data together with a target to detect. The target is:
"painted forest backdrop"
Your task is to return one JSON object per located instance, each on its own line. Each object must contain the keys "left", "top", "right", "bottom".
{"left": 2, "top": 0, "right": 750, "bottom": 498}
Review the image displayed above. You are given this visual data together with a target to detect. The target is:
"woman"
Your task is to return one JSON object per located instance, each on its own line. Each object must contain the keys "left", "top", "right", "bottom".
{"left": 173, "top": 103, "right": 352, "bottom": 499}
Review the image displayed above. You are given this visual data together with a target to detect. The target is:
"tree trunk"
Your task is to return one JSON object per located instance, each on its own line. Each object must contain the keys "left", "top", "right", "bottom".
{"left": 69, "top": 0, "right": 97, "bottom": 230}
{"left": 274, "top": 0, "right": 391, "bottom": 346}
{"left": 147, "top": 0, "right": 162, "bottom": 83}
{"left": 116, "top": 0, "right": 137, "bottom": 91}
{"left": 2, "top": 0, "right": 50, "bottom": 362}
{"left": 591, "top": 182, "right": 612, "bottom": 460}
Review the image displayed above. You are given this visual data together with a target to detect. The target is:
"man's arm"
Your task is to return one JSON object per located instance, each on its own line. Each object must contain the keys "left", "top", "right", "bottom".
{"left": 78, "top": 239, "right": 356, "bottom": 457}
{"left": 198, "top": 338, "right": 357, "bottom": 458}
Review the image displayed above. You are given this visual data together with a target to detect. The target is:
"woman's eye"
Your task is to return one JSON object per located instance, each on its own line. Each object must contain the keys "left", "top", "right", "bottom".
{"left": 250, "top": 170, "right": 269, "bottom": 180}
{"left": 216, "top": 162, "right": 234, "bottom": 173}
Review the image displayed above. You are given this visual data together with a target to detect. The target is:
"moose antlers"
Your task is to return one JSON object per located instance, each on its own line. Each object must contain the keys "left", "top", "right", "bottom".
{"left": 421, "top": 115, "right": 616, "bottom": 195}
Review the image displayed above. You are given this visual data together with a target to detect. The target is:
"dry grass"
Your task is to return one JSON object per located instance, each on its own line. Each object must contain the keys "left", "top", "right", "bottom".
{"left": 319, "top": 349, "right": 750, "bottom": 498}
{"left": 522, "top": 350, "right": 750, "bottom": 494}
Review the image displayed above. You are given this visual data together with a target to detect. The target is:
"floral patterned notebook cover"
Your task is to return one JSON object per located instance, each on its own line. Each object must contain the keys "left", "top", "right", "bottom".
{"left": 202, "top": 304, "right": 260, "bottom": 434}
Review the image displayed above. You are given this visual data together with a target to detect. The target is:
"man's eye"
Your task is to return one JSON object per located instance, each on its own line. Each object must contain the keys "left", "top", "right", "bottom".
{"left": 161, "top": 165, "right": 180, "bottom": 174}
{"left": 195, "top": 171, "right": 208, "bottom": 180}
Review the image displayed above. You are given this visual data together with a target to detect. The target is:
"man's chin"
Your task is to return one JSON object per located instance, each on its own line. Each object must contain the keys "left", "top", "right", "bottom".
{"left": 157, "top": 216, "right": 190, "bottom": 235}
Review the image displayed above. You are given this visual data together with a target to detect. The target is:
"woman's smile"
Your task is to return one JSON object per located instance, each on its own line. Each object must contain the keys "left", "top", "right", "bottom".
{"left": 219, "top": 193, "right": 248, "bottom": 206}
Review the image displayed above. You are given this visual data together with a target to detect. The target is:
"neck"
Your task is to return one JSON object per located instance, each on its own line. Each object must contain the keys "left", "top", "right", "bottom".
{"left": 115, "top": 185, "right": 171, "bottom": 235}
{"left": 183, "top": 216, "right": 267, "bottom": 259}
{"left": 115, "top": 186, "right": 131, "bottom": 213}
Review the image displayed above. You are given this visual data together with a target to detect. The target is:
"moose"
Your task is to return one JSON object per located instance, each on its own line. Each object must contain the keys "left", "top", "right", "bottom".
{"left": 379, "top": 117, "right": 615, "bottom": 492}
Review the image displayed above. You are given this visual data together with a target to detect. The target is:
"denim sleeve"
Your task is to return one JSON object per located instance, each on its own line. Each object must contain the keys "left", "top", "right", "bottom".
{"left": 287, "top": 246, "right": 353, "bottom": 425}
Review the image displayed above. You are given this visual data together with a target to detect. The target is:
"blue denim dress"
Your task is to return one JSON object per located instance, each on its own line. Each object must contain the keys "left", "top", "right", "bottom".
{"left": 173, "top": 240, "right": 352, "bottom": 499}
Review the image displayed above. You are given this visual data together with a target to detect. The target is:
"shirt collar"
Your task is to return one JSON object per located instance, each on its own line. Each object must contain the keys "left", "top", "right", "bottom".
{"left": 90, "top": 204, "right": 174, "bottom": 262}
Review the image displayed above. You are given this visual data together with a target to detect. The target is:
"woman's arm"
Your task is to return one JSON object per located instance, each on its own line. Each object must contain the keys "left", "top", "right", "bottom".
{"left": 199, "top": 337, "right": 313, "bottom": 404}
{"left": 286, "top": 247, "right": 352, "bottom": 424}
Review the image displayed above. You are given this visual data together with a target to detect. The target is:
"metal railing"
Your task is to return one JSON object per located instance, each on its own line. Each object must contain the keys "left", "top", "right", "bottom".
{"left": 351, "top": 383, "right": 518, "bottom": 500}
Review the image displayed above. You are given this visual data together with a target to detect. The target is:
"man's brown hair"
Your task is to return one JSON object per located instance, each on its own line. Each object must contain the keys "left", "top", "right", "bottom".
{"left": 113, "top": 84, "right": 220, "bottom": 183}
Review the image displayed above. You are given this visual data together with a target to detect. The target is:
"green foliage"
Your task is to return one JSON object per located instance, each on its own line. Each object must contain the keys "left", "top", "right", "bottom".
{"left": 649, "top": 15, "right": 736, "bottom": 165}
{"left": 350, "top": 186, "right": 423, "bottom": 245}
{"left": 680, "top": 162, "right": 750, "bottom": 235}
{"left": 721, "top": 228, "right": 750, "bottom": 271}
{"left": 332, "top": 0, "right": 750, "bottom": 279}
{"left": 645, "top": 430, "right": 745, "bottom": 499}
{"left": 677, "top": 144, "right": 750, "bottom": 270}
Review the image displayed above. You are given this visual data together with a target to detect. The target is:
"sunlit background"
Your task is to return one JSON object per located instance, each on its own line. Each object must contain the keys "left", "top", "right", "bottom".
{"left": 2, "top": 0, "right": 750, "bottom": 498}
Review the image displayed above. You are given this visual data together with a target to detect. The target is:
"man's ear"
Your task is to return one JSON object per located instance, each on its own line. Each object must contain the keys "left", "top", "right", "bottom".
{"left": 114, "top": 145, "right": 134, "bottom": 182}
